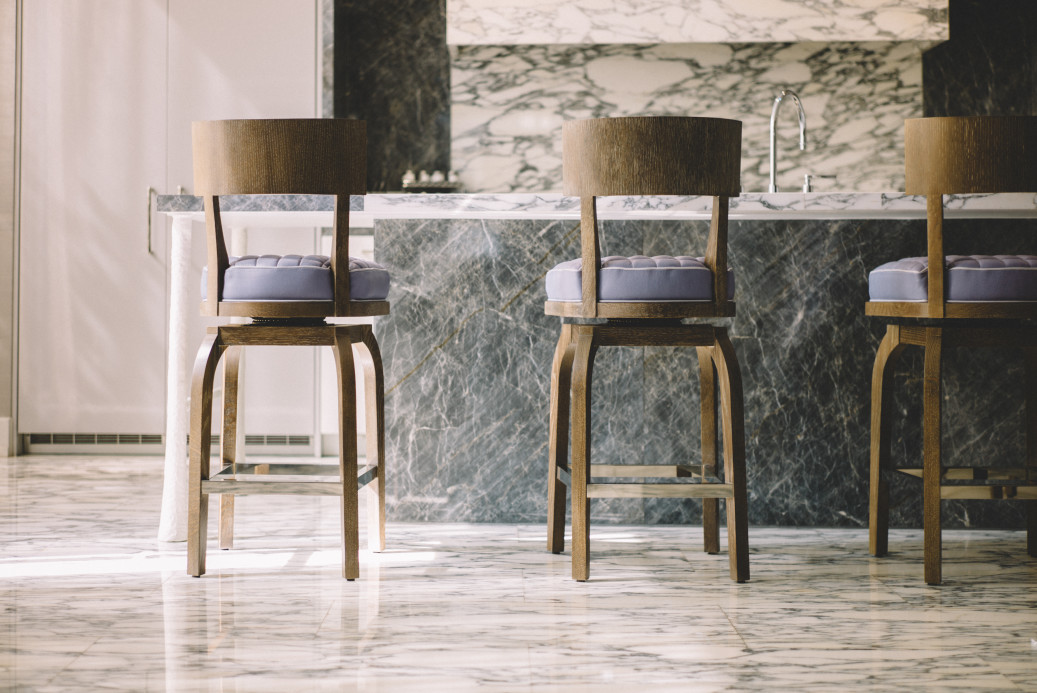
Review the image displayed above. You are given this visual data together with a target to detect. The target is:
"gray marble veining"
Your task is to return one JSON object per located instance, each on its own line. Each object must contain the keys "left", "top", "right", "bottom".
{"left": 447, "top": 0, "right": 948, "bottom": 45}
{"left": 374, "top": 215, "right": 1034, "bottom": 529}
{"left": 452, "top": 41, "right": 924, "bottom": 194}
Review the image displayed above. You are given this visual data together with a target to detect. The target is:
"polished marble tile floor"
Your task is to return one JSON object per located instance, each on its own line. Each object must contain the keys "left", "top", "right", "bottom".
{"left": 2, "top": 455, "right": 1037, "bottom": 692}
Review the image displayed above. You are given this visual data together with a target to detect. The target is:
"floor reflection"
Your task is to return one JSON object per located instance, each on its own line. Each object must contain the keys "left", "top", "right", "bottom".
{"left": 3, "top": 455, "right": 1036, "bottom": 691}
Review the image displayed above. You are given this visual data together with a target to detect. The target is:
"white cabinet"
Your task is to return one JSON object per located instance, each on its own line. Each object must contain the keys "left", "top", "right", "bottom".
{"left": 18, "top": 0, "right": 169, "bottom": 435}
{"left": 19, "top": 0, "right": 319, "bottom": 445}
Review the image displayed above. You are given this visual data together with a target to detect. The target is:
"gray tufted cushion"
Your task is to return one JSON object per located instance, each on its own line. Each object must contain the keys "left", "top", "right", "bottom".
{"left": 869, "top": 254, "right": 1037, "bottom": 302}
{"left": 201, "top": 254, "right": 390, "bottom": 301}
{"left": 545, "top": 255, "right": 735, "bottom": 302}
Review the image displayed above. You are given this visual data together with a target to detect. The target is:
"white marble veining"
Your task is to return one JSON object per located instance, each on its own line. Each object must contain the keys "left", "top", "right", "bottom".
{"left": 447, "top": 0, "right": 948, "bottom": 46}
{"left": 157, "top": 192, "right": 1037, "bottom": 223}
{"left": 364, "top": 191, "right": 1037, "bottom": 220}
{"left": 3, "top": 454, "right": 1037, "bottom": 691}
{"left": 452, "top": 41, "right": 924, "bottom": 194}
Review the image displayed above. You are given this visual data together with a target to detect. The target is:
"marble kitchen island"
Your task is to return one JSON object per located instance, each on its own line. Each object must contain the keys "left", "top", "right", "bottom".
{"left": 361, "top": 192, "right": 1036, "bottom": 530}
{"left": 158, "top": 191, "right": 1037, "bottom": 533}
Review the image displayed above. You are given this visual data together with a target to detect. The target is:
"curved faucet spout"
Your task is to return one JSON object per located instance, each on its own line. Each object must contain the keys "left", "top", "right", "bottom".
{"left": 769, "top": 89, "right": 807, "bottom": 193}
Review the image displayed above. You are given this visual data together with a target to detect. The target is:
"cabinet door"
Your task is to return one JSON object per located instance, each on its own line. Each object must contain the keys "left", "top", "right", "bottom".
{"left": 18, "top": 0, "right": 168, "bottom": 434}
{"left": 167, "top": 0, "right": 319, "bottom": 441}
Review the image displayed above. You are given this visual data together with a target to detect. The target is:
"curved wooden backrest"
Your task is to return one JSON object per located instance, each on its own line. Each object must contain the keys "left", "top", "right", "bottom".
{"left": 191, "top": 119, "right": 368, "bottom": 318}
{"left": 562, "top": 117, "right": 741, "bottom": 197}
{"left": 905, "top": 116, "right": 1037, "bottom": 195}
{"left": 192, "top": 119, "right": 366, "bottom": 196}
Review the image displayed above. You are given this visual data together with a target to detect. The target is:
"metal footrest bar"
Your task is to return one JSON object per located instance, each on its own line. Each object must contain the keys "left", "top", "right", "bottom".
{"left": 587, "top": 482, "right": 734, "bottom": 499}
{"left": 895, "top": 467, "right": 1035, "bottom": 483}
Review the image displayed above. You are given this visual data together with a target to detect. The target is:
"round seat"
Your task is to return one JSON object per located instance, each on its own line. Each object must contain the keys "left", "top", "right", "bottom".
{"left": 545, "top": 254, "right": 734, "bottom": 302}
{"left": 868, "top": 254, "right": 1037, "bottom": 302}
{"left": 201, "top": 254, "right": 390, "bottom": 301}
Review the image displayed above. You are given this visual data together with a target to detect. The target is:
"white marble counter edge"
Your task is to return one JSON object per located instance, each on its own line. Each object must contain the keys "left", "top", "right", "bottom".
{"left": 157, "top": 192, "right": 1037, "bottom": 222}
{"left": 363, "top": 192, "right": 1037, "bottom": 221}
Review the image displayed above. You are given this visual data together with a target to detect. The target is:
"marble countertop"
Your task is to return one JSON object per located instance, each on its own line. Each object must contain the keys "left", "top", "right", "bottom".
{"left": 156, "top": 192, "right": 1037, "bottom": 224}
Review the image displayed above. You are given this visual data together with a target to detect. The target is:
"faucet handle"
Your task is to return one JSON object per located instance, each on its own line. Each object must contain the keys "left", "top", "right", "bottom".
{"left": 803, "top": 174, "right": 837, "bottom": 193}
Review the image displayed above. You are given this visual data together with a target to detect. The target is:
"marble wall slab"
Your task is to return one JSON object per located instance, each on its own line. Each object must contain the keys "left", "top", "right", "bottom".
{"left": 447, "top": 0, "right": 948, "bottom": 45}
{"left": 452, "top": 41, "right": 923, "bottom": 194}
{"left": 374, "top": 215, "right": 1033, "bottom": 529}
{"left": 922, "top": 0, "right": 1037, "bottom": 118}
{"left": 333, "top": 0, "right": 451, "bottom": 191}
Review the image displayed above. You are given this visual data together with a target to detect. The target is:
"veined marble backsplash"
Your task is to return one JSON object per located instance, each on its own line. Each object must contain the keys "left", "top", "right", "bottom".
{"left": 448, "top": 0, "right": 947, "bottom": 46}
{"left": 452, "top": 41, "right": 923, "bottom": 193}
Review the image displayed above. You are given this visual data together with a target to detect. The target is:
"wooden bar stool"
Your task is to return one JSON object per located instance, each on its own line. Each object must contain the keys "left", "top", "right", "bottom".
{"left": 187, "top": 119, "right": 388, "bottom": 580}
{"left": 545, "top": 116, "right": 750, "bottom": 582}
{"left": 867, "top": 116, "right": 1037, "bottom": 585}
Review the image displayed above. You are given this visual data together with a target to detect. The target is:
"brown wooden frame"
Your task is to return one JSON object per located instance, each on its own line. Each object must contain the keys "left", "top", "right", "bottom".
{"left": 545, "top": 116, "right": 749, "bottom": 582}
{"left": 867, "top": 116, "right": 1037, "bottom": 585}
{"left": 187, "top": 119, "right": 387, "bottom": 580}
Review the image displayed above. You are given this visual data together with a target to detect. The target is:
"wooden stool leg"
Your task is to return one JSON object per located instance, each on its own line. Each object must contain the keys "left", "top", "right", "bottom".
{"left": 218, "top": 346, "right": 242, "bottom": 550}
{"left": 1025, "top": 348, "right": 1037, "bottom": 558}
{"left": 923, "top": 327, "right": 943, "bottom": 585}
{"left": 869, "top": 325, "right": 905, "bottom": 557}
{"left": 548, "top": 324, "right": 576, "bottom": 554}
{"left": 570, "top": 327, "right": 597, "bottom": 582}
{"left": 356, "top": 327, "right": 386, "bottom": 553}
{"left": 188, "top": 331, "right": 225, "bottom": 577}
{"left": 712, "top": 329, "right": 749, "bottom": 583}
{"left": 334, "top": 326, "right": 360, "bottom": 580}
{"left": 697, "top": 346, "right": 720, "bottom": 555}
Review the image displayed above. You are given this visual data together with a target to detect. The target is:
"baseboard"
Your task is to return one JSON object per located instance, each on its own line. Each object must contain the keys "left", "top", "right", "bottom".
{"left": 0, "top": 417, "right": 13, "bottom": 457}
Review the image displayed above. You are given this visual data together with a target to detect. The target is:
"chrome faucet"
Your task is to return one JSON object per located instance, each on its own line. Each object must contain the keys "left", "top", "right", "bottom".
{"left": 769, "top": 89, "right": 806, "bottom": 193}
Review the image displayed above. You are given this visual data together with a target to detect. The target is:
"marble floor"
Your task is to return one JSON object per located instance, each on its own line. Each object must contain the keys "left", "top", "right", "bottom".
{"left": 2, "top": 456, "right": 1036, "bottom": 691}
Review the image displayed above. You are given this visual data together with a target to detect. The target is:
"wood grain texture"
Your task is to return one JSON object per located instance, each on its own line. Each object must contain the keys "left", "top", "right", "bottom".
{"left": 547, "top": 324, "right": 575, "bottom": 554}
{"left": 706, "top": 197, "right": 729, "bottom": 313}
{"left": 547, "top": 116, "right": 748, "bottom": 582}
{"left": 187, "top": 332, "right": 226, "bottom": 577}
{"left": 192, "top": 119, "right": 382, "bottom": 318}
{"left": 868, "top": 325, "right": 905, "bottom": 557}
{"left": 580, "top": 197, "right": 600, "bottom": 318}
{"left": 355, "top": 326, "right": 386, "bottom": 553}
{"left": 218, "top": 346, "right": 242, "bottom": 551}
{"left": 186, "top": 319, "right": 387, "bottom": 580}
{"left": 545, "top": 300, "right": 736, "bottom": 319}
{"left": 562, "top": 117, "right": 741, "bottom": 197}
{"left": 867, "top": 118, "right": 1037, "bottom": 583}
{"left": 569, "top": 327, "right": 597, "bottom": 581}
{"left": 713, "top": 329, "right": 750, "bottom": 583}
{"left": 865, "top": 301, "right": 1037, "bottom": 320}
{"left": 192, "top": 119, "right": 365, "bottom": 196}
{"left": 926, "top": 195, "right": 945, "bottom": 318}
{"left": 698, "top": 347, "right": 720, "bottom": 554}
{"left": 922, "top": 327, "right": 943, "bottom": 586}
{"left": 904, "top": 116, "right": 1037, "bottom": 195}
{"left": 333, "top": 326, "right": 360, "bottom": 580}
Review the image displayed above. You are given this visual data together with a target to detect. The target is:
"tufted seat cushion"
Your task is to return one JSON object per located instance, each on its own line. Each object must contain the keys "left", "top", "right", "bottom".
{"left": 545, "top": 255, "right": 735, "bottom": 302}
{"left": 201, "top": 254, "right": 390, "bottom": 301}
{"left": 869, "top": 254, "right": 1037, "bottom": 302}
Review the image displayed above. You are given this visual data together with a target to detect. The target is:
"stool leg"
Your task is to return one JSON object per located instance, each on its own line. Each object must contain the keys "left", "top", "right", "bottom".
{"left": 922, "top": 327, "right": 943, "bottom": 585}
{"left": 570, "top": 327, "right": 597, "bottom": 581}
{"left": 356, "top": 327, "right": 386, "bottom": 553}
{"left": 869, "top": 325, "right": 905, "bottom": 557}
{"left": 548, "top": 324, "right": 576, "bottom": 554}
{"left": 218, "top": 346, "right": 242, "bottom": 550}
{"left": 713, "top": 329, "right": 749, "bottom": 583}
{"left": 188, "top": 331, "right": 225, "bottom": 577}
{"left": 1025, "top": 348, "right": 1037, "bottom": 558}
{"left": 697, "top": 347, "right": 720, "bottom": 555}
{"left": 334, "top": 327, "right": 360, "bottom": 580}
